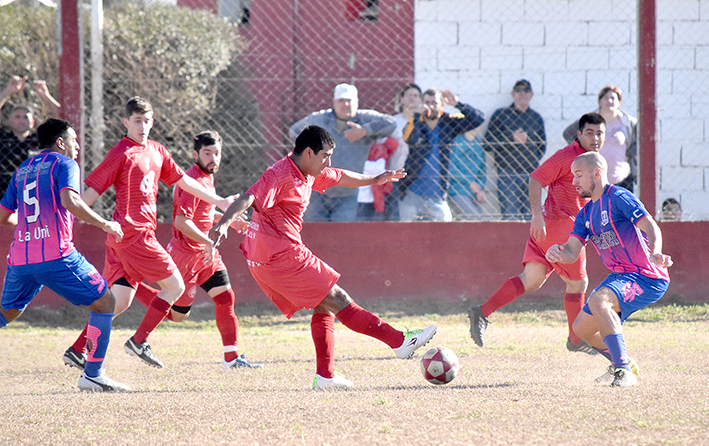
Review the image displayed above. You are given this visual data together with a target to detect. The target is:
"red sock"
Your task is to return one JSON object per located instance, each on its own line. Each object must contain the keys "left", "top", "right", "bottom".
{"left": 564, "top": 293, "right": 585, "bottom": 344}
{"left": 311, "top": 313, "right": 335, "bottom": 378}
{"left": 481, "top": 276, "right": 526, "bottom": 317}
{"left": 335, "top": 302, "right": 404, "bottom": 349}
{"left": 134, "top": 283, "right": 157, "bottom": 307}
{"left": 135, "top": 283, "right": 175, "bottom": 321}
{"left": 213, "top": 289, "right": 239, "bottom": 362}
{"left": 71, "top": 324, "right": 89, "bottom": 353}
{"left": 133, "top": 297, "right": 171, "bottom": 344}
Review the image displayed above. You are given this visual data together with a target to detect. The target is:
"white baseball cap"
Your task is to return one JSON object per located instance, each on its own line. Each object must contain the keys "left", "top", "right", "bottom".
{"left": 334, "top": 83, "right": 358, "bottom": 101}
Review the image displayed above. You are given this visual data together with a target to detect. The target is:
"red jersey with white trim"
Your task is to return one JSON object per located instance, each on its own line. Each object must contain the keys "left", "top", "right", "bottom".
{"left": 85, "top": 137, "right": 184, "bottom": 244}
{"left": 530, "top": 141, "right": 589, "bottom": 222}
{"left": 171, "top": 164, "right": 215, "bottom": 252}
{"left": 240, "top": 156, "right": 342, "bottom": 263}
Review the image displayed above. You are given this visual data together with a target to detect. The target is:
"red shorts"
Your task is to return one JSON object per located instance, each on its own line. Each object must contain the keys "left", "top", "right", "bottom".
{"left": 167, "top": 239, "right": 227, "bottom": 307}
{"left": 522, "top": 218, "right": 587, "bottom": 282}
{"left": 247, "top": 245, "right": 340, "bottom": 319}
{"left": 103, "top": 231, "right": 178, "bottom": 288}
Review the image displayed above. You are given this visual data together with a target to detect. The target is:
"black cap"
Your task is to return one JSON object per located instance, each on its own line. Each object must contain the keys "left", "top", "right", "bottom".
{"left": 513, "top": 79, "right": 532, "bottom": 92}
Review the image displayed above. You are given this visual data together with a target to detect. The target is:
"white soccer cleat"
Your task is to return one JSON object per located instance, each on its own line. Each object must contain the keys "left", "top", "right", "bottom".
{"left": 393, "top": 325, "right": 437, "bottom": 359}
{"left": 312, "top": 372, "right": 353, "bottom": 390}
{"left": 595, "top": 358, "right": 640, "bottom": 384}
{"left": 611, "top": 368, "right": 639, "bottom": 387}
{"left": 78, "top": 371, "right": 130, "bottom": 392}
{"left": 222, "top": 354, "right": 264, "bottom": 369}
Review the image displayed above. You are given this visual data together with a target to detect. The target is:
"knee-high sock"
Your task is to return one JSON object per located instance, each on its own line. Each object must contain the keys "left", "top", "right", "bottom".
{"left": 133, "top": 297, "right": 171, "bottom": 344}
{"left": 84, "top": 312, "right": 113, "bottom": 378}
{"left": 594, "top": 347, "right": 613, "bottom": 361}
{"left": 135, "top": 283, "right": 174, "bottom": 321}
{"left": 0, "top": 312, "right": 7, "bottom": 328}
{"left": 481, "top": 276, "right": 526, "bottom": 317}
{"left": 71, "top": 324, "right": 89, "bottom": 354}
{"left": 335, "top": 302, "right": 404, "bottom": 349}
{"left": 603, "top": 333, "right": 630, "bottom": 370}
{"left": 311, "top": 313, "right": 335, "bottom": 378}
{"left": 564, "top": 293, "right": 585, "bottom": 344}
{"left": 213, "top": 289, "right": 239, "bottom": 362}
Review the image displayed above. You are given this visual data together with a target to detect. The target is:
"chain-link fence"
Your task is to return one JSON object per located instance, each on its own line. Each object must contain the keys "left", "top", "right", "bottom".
{"left": 1, "top": 0, "right": 707, "bottom": 222}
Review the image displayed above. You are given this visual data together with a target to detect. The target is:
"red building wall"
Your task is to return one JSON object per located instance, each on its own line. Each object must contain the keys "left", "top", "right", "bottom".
{"left": 178, "top": 0, "right": 414, "bottom": 152}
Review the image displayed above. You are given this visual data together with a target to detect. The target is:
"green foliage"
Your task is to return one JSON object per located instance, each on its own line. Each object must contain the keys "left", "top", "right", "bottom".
{"left": 99, "top": 3, "right": 244, "bottom": 150}
{"left": 0, "top": 5, "right": 58, "bottom": 123}
{"left": 1, "top": 4, "right": 266, "bottom": 220}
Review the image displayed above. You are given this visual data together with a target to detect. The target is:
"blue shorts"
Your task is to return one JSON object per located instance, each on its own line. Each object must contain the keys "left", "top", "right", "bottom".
{"left": 1, "top": 250, "right": 108, "bottom": 311}
{"left": 583, "top": 272, "right": 669, "bottom": 323}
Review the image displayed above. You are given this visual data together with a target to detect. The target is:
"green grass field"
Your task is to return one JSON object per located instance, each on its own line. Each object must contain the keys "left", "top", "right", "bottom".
{"left": 1, "top": 300, "right": 708, "bottom": 445}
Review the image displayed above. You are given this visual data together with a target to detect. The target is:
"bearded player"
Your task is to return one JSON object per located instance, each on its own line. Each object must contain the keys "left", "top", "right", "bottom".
{"left": 62, "top": 97, "right": 233, "bottom": 370}
{"left": 132, "top": 131, "right": 262, "bottom": 369}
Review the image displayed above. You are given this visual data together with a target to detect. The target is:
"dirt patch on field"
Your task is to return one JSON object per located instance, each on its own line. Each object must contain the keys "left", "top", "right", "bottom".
{"left": 2, "top": 305, "right": 708, "bottom": 445}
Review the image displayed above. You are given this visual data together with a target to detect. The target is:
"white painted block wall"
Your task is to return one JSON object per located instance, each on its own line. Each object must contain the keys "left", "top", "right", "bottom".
{"left": 414, "top": 0, "right": 709, "bottom": 220}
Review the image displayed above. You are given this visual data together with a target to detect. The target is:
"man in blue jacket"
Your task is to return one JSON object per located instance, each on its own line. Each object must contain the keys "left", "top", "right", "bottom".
{"left": 399, "top": 88, "right": 484, "bottom": 221}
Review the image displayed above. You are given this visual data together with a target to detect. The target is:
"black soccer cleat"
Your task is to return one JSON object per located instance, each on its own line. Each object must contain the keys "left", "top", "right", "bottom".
{"left": 468, "top": 305, "right": 489, "bottom": 347}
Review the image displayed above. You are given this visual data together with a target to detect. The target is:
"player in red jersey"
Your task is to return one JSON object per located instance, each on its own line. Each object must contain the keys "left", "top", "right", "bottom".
{"left": 468, "top": 113, "right": 607, "bottom": 353}
{"left": 131, "top": 131, "right": 262, "bottom": 369}
{"left": 63, "top": 98, "right": 233, "bottom": 370}
{"left": 209, "top": 125, "right": 437, "bottom": 390}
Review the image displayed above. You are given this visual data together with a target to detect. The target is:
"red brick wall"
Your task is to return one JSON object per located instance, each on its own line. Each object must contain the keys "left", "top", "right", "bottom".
{"left": 3, "top": 221, "right": 703, "bottom": 310}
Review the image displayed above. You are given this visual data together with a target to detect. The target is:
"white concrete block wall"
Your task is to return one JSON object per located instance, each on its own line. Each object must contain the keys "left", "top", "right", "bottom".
{"left": 657, "top": 141, "right": 681, "bottom": 165}
{"left": 682, "top": 142, "right": 709, "bottom": 166}
{"left": 414, "top": 0, "right": 709, "bottom": 219}
{"left": 660, "top": 166, "right": 704, "bottom": 191}
{"left": 458, "top": 23, "right": 501, "bottom": 46}
{"left": 676, "top": 190, "right": 709, "bottom": 220}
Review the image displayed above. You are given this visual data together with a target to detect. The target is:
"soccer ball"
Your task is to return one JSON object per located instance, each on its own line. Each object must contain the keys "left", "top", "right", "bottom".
{"left": 420, "top": 346, "right": 459, "bottom": 385}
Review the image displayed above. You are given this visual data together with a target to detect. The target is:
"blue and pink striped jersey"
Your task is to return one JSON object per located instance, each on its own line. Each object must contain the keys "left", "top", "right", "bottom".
{"left": 0, "top": 150, "right": 78, "bottom": 265}
{"left": 571, "top": 184, "right": 669, "bottom": 281}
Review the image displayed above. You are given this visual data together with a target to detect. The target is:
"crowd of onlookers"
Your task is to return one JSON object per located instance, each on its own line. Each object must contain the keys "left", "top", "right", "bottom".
{"left": 0, "top": 75, "right": 682, "bottom": 222}
{"left": 287, "top": 80, "right": 678, "bottom": 222}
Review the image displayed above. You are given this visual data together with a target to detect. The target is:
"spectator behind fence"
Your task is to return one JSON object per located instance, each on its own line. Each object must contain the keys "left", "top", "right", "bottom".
{"left": 483, "top": 79, "right": 546, "bottom": 220}
{"left": 399, "top": 88, "right": 484, "bottom": 222}
{"left": 288, "top": 83, "right": 396, "bottom": 222}
{"left": 355, "top": 136, "right": 398, "bottom": 221}
{"left": 385, "top": 83, "right": 422, "bottom": 221}
{"left": 661, "top": 198, "right": 682, "bottom": 221}
{"left": 448, "top": 127, "right": 487, "bottom": 220}
{"left": 0, "top": 75, "right": 61, "bottom": 195}
{"left": 563, "top": 85, "right": 637, "bottom": 192}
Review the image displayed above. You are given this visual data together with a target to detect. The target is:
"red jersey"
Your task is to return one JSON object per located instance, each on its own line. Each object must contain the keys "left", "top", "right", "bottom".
{"left": 171, "top": 164, "right": 215, "bottom": 252}
{"left": 240, "top": 156, "right": 342, "bottom": 263}
{"left": 530, "top": 141, "right": 589, "bottom": 222}
{"left": 85, "top": 137, "right": 184, "bottom": 244}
